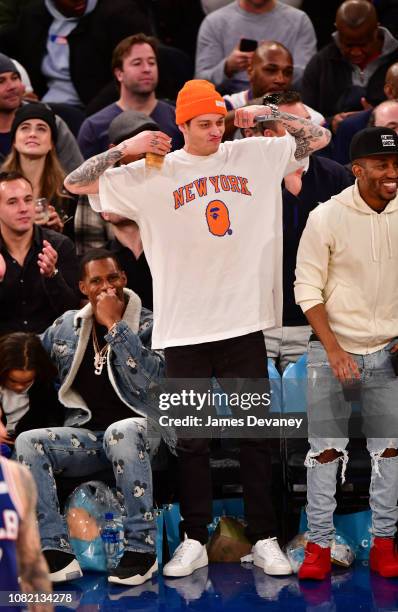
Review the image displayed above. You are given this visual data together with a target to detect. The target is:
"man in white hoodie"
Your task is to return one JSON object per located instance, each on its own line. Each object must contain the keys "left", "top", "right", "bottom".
{"left": 295, "top": 126, "right": 398, "bottom": 581}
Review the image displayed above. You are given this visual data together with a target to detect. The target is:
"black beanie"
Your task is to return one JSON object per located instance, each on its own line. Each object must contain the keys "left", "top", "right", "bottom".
{"left": 10, "top": 103, "right": 58, "bottom": 145}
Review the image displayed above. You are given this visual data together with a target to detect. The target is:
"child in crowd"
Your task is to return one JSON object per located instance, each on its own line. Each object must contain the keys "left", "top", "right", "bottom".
{"left": 0, "top": 332, "right": 64, "bottom": 449}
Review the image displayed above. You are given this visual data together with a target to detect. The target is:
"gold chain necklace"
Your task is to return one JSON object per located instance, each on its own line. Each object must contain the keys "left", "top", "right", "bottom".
{"left": 92, "top": 324, "right": 109, "bottom": 376}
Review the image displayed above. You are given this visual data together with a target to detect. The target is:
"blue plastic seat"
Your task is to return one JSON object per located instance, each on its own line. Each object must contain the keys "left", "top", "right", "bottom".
{"left": 282, "top": 353, "right": 308, "bottom": 413}
{"left": 268, "top": 358, "right": 282, "bottom": 414}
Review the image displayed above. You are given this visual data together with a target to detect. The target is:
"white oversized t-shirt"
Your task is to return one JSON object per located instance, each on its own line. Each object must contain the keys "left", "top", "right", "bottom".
{"left": 90, "top": 134, "right": 300, "bottom": 349}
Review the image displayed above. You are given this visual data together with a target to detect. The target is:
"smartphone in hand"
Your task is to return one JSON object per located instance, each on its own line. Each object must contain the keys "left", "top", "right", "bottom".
{"left": 239, "top": 38, "right": 258, "bottom": 52}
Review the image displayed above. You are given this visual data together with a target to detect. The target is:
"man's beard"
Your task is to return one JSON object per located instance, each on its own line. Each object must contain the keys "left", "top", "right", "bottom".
{"left": 0, "top": 104, "right": 19, "bottom": 115}
{"left": 127, "top": 85, "right": 155, "bottom": 98}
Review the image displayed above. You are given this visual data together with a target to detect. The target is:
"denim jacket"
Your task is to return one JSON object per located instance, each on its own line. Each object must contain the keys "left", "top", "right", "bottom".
{"left": 40, "top": 288, "right": 176, "bottom": 450}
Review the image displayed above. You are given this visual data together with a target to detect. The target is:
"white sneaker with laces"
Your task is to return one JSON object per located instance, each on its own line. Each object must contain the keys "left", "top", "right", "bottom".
{"left": 253, "top": 537, "right": 293, "bottom": 576}
{"left": 163, "top": 537, "right": 208, "bottom": 578}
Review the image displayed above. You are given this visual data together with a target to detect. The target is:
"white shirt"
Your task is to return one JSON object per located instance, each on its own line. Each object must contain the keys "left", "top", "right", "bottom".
{"left": 90, "top": 134, "right": 300, "bottom": 349}
{"left": 0, "top": 387, "right": 30, "bottom": 435}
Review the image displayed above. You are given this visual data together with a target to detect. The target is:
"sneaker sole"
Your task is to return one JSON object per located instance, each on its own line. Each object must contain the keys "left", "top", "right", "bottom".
{"left": 253, "top": 552, "right": 293, "bottom": 576}
{"left": 49, "top": 559, "right": 83, "bottom": 583}
{"left": 163, "top": 551, "right": 208, "bottom": 578}
{"left": 108, "top": 560, "right": 158, "bottom": 586}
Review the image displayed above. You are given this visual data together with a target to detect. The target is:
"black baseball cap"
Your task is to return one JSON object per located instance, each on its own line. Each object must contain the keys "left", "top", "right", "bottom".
{"left": 350, "top": 127, "right": 398, "bottom": 162}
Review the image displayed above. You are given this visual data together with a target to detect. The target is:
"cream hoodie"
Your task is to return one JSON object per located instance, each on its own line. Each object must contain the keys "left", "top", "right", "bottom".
{"left": 294, "top": 182, "right": 398, "bottom": 354}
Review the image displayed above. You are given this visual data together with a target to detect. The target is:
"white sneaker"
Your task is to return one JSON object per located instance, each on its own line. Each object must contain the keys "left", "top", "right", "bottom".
{"left": 163, "top": 538, "right": 208, "bottom": 578}
{"left": 253, "top": 538, "right": 293, "bottom": 576}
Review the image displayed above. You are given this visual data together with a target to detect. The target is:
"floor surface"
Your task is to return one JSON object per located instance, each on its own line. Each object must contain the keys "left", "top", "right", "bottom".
{"left": 53, "top": 561, "right": 398, "bottom": 611}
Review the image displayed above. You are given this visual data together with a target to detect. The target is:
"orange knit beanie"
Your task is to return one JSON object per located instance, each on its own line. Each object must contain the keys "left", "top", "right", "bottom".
{"left": 175, "top": 79, "right": 227, "bottom": 124}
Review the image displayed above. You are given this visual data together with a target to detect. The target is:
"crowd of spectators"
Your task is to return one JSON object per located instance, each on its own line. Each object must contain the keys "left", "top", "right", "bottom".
{"left": 2, "top": 0, "right": 398, "bottom": 591}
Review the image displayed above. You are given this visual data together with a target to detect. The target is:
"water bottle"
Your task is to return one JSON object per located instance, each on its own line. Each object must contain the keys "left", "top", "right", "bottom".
{"left": 101, "top": 512, "right": 124, "bottom": 569}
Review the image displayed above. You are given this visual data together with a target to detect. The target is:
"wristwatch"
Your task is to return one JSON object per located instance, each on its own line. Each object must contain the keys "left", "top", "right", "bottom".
{"left": 263, "top": 93, "right": 280, "bottom": 115}
{"left": 50, "top": 268, "right": 59, "bottom": 278}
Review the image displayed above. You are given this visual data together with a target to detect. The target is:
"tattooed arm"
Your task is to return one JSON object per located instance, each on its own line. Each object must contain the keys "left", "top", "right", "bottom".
{"left": 64, "top": 130, "right": 172, "bottom": 195}
{"left": 234, "top": 105, "right": 331, "bottom": 159}
{"left": 12, "top": 462, "right": 53, "bottom": 610}
{"left": 270, "top": 110, "right": 331, "bottom": 159}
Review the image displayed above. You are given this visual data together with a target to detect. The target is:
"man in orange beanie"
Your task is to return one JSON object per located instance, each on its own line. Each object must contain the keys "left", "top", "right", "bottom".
{"left": 65, "top": 79, "right": 330, "bottom": 582}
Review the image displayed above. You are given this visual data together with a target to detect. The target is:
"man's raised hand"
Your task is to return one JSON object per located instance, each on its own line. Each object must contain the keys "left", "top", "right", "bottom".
{"left": 37, "top": 240, "right": 58, "bottom": 278}
{"left": 234, "top": 105, "right": 273, "bottom": 128}
{"left": 225, "top": 45, "right": 254, "bottom": 77}
{"left": 95, "top": 288, "right": 124, "bottom": 330}
{"left": 118, "top": 130, "right": 172, "bottom": 159}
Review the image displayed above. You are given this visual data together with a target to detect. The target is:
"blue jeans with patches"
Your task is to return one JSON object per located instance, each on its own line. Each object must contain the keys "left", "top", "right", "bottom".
{"left": 14, "top": 418, "right": 160, "bottom": 554}
{"left": 305, "top": 340, "right": 398, "bottom": 547}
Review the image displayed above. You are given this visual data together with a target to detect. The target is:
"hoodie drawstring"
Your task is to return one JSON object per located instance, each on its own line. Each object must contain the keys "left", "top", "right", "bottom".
{"left": 385, "top": 214, "right": 394, "bottom": 259}
{"left": 370, "top": 213, "right": 394, "bottom": 262}
{"left": 370, "top": 215, "right": 377, "bottom": 262}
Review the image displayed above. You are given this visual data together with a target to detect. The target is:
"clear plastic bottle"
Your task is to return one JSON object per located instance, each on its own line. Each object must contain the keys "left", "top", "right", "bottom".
{"left": 101, "top": 512, "right": 124, "bottom": 569}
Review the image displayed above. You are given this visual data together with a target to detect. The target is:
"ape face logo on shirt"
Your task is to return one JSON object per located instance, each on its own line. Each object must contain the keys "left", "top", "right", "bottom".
{"left": 173, "top": 175, "right": 252, "bottom": 237}
{"left": 206, "top": 200, "right": 233, "bottom": 237}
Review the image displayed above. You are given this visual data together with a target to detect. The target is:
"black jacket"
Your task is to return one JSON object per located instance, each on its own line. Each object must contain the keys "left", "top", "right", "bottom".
{"left": 1, "top": 380, "right": 65, "bottom": 439}
{"left": 0, "top": 0, "right": 151, "bottom": 106}
{"left": 301, "top": 37, "right": 398, "bottom": 117}
{"left": 282, "top": 155, "right": 354, "bottom": 326}
{"left": 0, "top": 225, "right": 80, "bottom": 335}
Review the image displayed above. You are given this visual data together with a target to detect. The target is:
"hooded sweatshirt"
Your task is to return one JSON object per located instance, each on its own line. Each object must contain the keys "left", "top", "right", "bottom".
{"left": 294, "top": 182, "right": 398, "bottom": 354}
{"left": 41, "top": 0, "right": 98, "bottom": 105}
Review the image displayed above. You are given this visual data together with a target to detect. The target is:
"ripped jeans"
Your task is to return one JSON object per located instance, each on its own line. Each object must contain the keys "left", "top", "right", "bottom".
{"left": 305, "top": 340, "right": 398, "bottom": 547}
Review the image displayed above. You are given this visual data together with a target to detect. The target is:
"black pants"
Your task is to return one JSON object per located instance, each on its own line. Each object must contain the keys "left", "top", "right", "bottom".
{"left": 165, "top": 331, "right": 277, "bottom": 545}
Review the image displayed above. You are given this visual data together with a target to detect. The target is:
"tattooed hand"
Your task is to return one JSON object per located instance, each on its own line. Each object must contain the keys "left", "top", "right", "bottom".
{"left": 64, "top": 130, "right": 172, "bottom": 195}
{"left": 121, "top": 130, "right": 172, "bottom": 158}
{"left": 234, "top": 105, "right": 275, "bottom": 128}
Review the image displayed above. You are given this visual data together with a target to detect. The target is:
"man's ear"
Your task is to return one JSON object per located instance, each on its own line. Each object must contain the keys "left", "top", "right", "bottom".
{"left": 351, "top": 162, "right": 363, "bottom": 179}
{"left": 79, "top": 280, "right": 89, "bottom": 297}
{"left": 114, "top": 67, "right": 123, "bottom": 84}
{"left": 384, "top": 82, "right": 392, "bottom": 99}
{"left": 120, "top": 271, "right": 127, "bottom": 288}
{"left": 178, "top": 123, "right": 187, "bottom": 136}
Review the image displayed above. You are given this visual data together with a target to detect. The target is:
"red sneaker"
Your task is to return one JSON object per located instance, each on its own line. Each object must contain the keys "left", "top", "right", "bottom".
{"left": 370, "top": 537, "right": 398, "bottom": 578}
{"left": 298, "top": 542, "right": 331, "bottom": 580}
